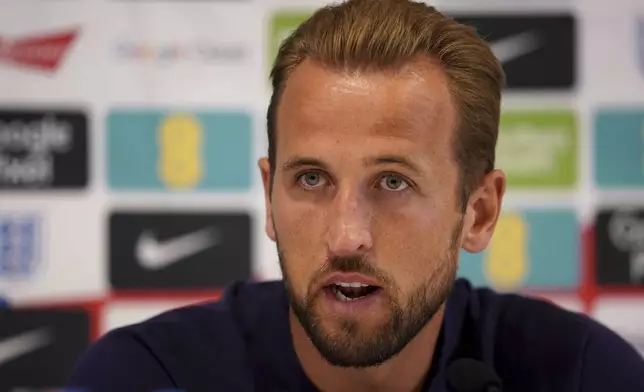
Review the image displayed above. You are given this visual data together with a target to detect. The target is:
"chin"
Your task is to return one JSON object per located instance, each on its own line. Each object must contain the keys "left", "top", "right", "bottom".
{"left": 311, "top": 325, "right": 403, "bottom": 368}
{"left": 302, "top": 307, "right": 405, "bottom": 368}
{"left": 320, "top": 313, "right": 387, "bottom": 338}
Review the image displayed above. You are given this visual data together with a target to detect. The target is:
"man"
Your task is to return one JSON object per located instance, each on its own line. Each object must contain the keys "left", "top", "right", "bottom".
{"left": 66, "top": 0, "right": 644, "bottom": 391}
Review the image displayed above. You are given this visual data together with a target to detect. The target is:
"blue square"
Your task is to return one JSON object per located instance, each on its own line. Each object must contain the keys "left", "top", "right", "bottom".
{"left": 457, "top": 208, "right": 580, "bottom": 291}
{"left": 594, "top": 108, "right": 644, "bottom": 188}
{"left": 107, "top": 110, "right": 253, "bottom": 192}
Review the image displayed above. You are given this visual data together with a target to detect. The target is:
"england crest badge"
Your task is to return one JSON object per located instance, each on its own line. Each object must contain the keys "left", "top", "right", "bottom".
{"left": 0, "top": 214, "right": 42, "bottom": 278}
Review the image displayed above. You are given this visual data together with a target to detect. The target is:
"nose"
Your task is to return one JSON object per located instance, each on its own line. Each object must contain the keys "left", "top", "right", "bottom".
{"left": 325, "top": 187, "right": 373, "bottom": 256}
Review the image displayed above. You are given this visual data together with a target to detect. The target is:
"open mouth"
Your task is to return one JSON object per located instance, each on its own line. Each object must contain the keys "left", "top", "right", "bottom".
{"left": 327, "top": 282, "right": 381, "bottom": 302}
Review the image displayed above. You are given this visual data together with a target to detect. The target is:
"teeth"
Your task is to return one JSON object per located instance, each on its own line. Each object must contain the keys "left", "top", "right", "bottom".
{"left": 331, "top": 285, "right": 358, "bottom": 301}
{"left": 333, "top": 281, "right": 370, "bottom": 288}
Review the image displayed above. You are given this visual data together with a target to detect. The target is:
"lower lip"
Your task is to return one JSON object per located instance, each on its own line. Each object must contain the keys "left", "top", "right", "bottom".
{"left": 321, "top": 286, "right": 385, "bottom": 314}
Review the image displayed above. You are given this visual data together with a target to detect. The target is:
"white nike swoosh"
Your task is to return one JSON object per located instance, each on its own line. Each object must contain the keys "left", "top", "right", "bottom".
{"left": 135, "top": 227, "right": 220, "bottom": 270}
{"left": 490, "top": 30, "right": 542, "bottom": 64}
{"left": 0, "top": 328, "right": 52, "bottom": 367}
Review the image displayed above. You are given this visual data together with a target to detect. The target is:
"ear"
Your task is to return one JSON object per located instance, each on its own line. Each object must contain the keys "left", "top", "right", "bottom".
{"left": 258, "top": 157, "right": 276, "bottom": 242}
{"left": 461, "top": 170, "right": 506, "bottom": 253}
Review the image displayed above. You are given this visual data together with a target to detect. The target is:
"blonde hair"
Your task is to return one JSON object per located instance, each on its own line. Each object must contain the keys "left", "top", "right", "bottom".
{"left": 267, "top": 0, "right": 505, "bottom": 207}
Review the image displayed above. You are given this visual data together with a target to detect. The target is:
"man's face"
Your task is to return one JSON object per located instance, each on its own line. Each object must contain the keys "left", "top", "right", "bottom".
{"left": 260, "top": 58, "right": 470, "bottom": 368}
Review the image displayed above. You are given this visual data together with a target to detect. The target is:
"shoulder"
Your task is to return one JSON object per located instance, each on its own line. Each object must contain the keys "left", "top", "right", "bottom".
{"left": 67, "top": 280, "right": 286, "bottom": 392}
{"left": 65, "top": 325, "right": 175, "bottom": 392}
{"left": 469, "top": 284, "right": 644, "bottom": 391}
{"left": 577, "top": 313, "right": 644, "bottom": 391}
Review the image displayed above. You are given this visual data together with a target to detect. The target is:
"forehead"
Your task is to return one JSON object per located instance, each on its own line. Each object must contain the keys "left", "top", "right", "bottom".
{"left": 275, "top": 58, "right": 457, "bottom": 164}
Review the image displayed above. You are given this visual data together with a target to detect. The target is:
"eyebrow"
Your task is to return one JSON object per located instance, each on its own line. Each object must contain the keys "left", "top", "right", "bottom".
{"left": 363, "top": 155, "right": 423, "bottom": 175}
{"left": 281, "top": 157, "right": 329, "bottom": 172}
{"left": 281, "top": 155, "right": 423, "bottom": 175}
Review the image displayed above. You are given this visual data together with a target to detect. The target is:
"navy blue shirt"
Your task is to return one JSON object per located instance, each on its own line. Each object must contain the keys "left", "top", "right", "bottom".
{"left": 66, "top": 279, "right": 644, "bottom": 391}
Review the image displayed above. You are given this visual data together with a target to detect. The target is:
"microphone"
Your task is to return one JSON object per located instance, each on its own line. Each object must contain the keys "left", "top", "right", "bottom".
{"left": 446, "top": 358, "right": 503, "bottom": 392}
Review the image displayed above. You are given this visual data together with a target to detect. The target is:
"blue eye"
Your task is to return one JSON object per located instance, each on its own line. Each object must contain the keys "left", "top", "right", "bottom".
{"left": 379, "top": 175, "right": 409, "bottom": 191}
{"left": 298, "top": 172, "right": 326, "bottom": 188}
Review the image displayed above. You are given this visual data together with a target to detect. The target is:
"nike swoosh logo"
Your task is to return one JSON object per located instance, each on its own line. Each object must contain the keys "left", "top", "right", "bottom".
{"left": 490, "top": 30, "right": 542, "bottom": 64}
{"left": 0, "top": 328, "right": 52, "bottom": 367}
{"left": 135, "top": 227, "right": 220, "bottom": 270}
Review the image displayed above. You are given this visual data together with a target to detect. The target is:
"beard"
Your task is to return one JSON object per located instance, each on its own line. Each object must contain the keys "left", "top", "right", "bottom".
{"left": 277, "top": 217, "right": 463, "bottom": 369}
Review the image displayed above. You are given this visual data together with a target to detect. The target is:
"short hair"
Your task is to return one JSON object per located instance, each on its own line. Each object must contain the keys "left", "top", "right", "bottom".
{"left": 267, "top": 0, "right": 505, "bottom": 209}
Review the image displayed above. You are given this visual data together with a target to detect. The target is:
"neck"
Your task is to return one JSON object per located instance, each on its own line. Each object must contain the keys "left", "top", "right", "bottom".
{"left": 290, "top": 306, "right": 445, "bottom": 392}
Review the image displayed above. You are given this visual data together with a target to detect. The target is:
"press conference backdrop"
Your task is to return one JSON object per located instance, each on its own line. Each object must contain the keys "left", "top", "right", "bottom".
{"left": 1, "top": 0, "right": 644, "bottom": 389}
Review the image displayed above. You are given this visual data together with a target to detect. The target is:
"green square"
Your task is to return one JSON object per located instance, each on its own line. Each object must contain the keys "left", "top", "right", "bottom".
{"left": 496, "top": 110, "right": 578, "bottom": 189}
{"left": 267, "top": 11, "right": 312, "bottom": 74}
